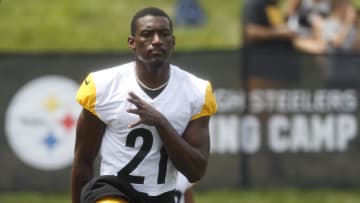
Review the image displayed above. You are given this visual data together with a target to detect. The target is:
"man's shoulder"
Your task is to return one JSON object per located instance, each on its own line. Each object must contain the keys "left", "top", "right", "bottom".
{"left": 171, "top": 64, "right": 207, "bottom": 85}
{"left": 171, "top": 64, "right": 210, "bottom": 98}
{"left": 171, "top": 64, "right": 217, "bottom": 119}
{"left": 87, "top": 61, "right": 134, "bottom": 94}
{"left": 89, "top": 62, "right": 134, "bottom": 86}
{"left": 92, "top": 61, "right": 134, "bottom": 78}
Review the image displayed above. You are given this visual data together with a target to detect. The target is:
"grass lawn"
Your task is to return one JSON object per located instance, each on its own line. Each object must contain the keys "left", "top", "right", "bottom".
{"left": 0, "top": 0, "right": 241, "bottom": 52}
{"left": 1, "top": 189, "right": 360, "bottom": 203}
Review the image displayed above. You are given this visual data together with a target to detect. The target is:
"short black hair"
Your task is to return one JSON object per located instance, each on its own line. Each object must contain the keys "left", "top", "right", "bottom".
{"left": 130, "top": 7, "right": 173, "bottom": 36}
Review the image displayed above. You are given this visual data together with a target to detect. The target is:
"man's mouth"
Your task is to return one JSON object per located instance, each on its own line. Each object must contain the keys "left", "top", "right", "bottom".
{"left": 150, "top": 52, "right": 164, "bottom": 58}
{"left": 149, "top": 48, "right": 165, "bottom": 55}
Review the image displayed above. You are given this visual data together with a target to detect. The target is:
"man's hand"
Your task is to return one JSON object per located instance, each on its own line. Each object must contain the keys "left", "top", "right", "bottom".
{"left": 126, "top": 91, "right": 165, "bottom": 128}
{"left": 127, "top": 92, "right": 211, "bottom": 182}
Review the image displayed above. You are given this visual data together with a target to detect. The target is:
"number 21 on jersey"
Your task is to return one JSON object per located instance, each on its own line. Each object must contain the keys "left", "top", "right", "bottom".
{"left": 117, "top": 128, "right": 168, "bottom": 184}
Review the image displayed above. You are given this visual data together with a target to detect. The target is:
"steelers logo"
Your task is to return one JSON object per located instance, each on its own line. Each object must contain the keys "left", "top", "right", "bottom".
{"left": 5, "top": 75, "right": 81, "bottom": 170}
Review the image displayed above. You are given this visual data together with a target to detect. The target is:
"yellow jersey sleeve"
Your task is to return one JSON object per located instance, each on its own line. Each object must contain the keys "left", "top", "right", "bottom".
{"left": 76, "top": 73, "right": 99, "bottom": 117}
{"left": 191, "top": 82, "right": 217, "bottom": 120}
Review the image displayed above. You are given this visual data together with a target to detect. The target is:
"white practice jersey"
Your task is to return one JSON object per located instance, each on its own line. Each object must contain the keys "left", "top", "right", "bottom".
{"left": 175, "top": 173, "right": 193, "bottom": 203}
{"left": 76, "top": 62, "right": 217, "bottom": 196}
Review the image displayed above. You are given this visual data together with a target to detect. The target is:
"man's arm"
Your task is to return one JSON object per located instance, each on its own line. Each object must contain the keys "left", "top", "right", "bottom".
{"left": 127, "top": 92, "right": 211, "bottom": 182}
{"left": 156, "top": 116, "right": 210, "bottom": 183}
{"left": 244, "top": 24, "right": 295, "bottom": 42}
{"left": 71, "top": 109, "right": 106, "bottom": 203}
{"left": 184, "top": 187, "right": 195, "bottom": 203}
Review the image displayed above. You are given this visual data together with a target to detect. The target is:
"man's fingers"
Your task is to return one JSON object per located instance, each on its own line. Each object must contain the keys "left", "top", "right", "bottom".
{"left": 128, "top": 98, "right": 145, "bottom": 109}
{"left": 127, "top": 108, "right": 141, "bottom": 115}
{"left": 128, "top": 91, "right": 142, "bottom": 101}
{"left": 128, "top": 92, "right": 145, "bottom": 108}
{"left": 127, "top": 97, "right": 141, "bottom": 107}
{"left": 127, "top": 108, "right": 142, "bottom": 128}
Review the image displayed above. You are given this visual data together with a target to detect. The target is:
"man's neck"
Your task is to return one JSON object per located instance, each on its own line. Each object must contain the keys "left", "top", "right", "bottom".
{"left": 135, "top": 61, "right": 170, "bottom": 88}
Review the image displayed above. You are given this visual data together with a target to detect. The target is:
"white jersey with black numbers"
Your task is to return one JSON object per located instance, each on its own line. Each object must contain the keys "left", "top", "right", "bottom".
{"left": 76, "top": 62, "right": 217, "bottom": 196}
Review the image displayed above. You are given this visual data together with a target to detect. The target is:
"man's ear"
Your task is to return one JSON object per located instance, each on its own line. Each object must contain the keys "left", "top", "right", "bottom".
{"left": 128, "top": 36, "right": 135, "bottom": 49}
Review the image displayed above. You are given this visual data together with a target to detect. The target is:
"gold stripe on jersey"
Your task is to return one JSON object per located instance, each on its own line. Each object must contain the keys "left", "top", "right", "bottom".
{"left": 76, "top": 73, "right": 99, "bottom": 117}
{"left": 191, "top": 82, "right": 217, "bottom": 120}
{"left": 265, "top": 5, "right": 284, "bottom": 26}
{"left": 96, "top": 197, "right": 129, "bottom": 203}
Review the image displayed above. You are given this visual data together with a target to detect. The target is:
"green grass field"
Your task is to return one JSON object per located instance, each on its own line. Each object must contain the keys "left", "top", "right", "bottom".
{"left": 1, "top": 189, "right": 360, "bottom": 203}
{"left": 0, "top": 0, "right": 241, "bottom": 52}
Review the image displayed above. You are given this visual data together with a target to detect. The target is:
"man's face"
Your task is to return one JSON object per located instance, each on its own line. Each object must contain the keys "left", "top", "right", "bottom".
{"left": 128, "top": 15, "right": 175, "bottom": 69}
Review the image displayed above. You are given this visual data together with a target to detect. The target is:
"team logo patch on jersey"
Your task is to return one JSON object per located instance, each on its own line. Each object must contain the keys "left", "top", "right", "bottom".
{"left": 5, "top": 75, "right": 81, "bottom": 170}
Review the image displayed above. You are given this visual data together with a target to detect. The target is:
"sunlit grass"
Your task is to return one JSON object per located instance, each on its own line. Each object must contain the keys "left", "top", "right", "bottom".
{"left": 0, "top": 0, "right": 241, "bottom": 52}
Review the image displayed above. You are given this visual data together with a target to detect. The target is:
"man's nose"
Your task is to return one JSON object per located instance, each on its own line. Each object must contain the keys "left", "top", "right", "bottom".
{"left": 152, "top": 33, "right": 162, "bottom": 44}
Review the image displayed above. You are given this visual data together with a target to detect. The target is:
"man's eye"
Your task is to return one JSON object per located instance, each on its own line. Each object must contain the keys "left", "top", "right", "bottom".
{"left": 161, "top": 31, "right": 171, "bottom": 36}
{"left": 141, "top": 32, "right": 152, "bottom": 37}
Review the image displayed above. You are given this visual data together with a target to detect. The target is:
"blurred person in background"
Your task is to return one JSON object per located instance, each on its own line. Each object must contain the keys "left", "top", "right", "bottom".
{"left": 242, "top": 0, "right": 301, "bottom": 181}
{"left": 285, "top": 0, "right": 331, "bottom": 37}
{"left": 321, "top": 0, "right": 360, "bottom": 87}
{"left": 294, "top": 0, "right": 359, "bottom": 54}
{"left": 292, "top": 0, "right": 360, "bottom": 88}
{"left": 71, "top": 7, "right": 217, "bottom": 203}
{"left": 321, "top": 0, "right": 358, "bottom": 53}
{"left": 242, "top": 0, "right": 300, "bottom": 90}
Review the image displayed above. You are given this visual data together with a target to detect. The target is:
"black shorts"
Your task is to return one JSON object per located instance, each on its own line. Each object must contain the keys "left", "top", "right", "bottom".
{"left": 81, "top": 175, "right": 175, "bottom": 203}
